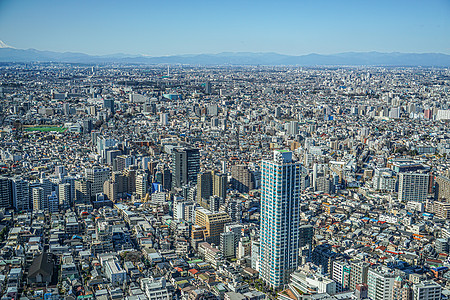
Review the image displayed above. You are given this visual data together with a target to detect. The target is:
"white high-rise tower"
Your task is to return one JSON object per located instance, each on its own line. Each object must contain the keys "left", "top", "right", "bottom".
{"left": 259, "top": 150, "right": 303, "bottom": 288}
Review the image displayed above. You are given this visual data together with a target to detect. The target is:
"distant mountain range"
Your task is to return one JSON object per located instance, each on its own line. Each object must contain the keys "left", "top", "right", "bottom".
{"left": 0, "top": 46, "right": 449, "bottom": 66}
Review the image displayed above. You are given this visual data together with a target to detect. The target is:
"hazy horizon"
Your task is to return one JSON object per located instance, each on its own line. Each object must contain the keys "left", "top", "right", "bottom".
{"left": 2, "top": 41, "right": 450, "bottom": 57}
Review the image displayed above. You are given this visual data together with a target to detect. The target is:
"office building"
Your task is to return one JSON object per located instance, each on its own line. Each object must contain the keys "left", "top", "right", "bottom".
{"left": 97, "top": 137, "right": 118, "bottom": 157}
{"left": 299, "top": 225, "right": 314, "bottom": 247}
{"left": 39, "top": 176, "right": 53, "bottom": 199}
{"left": 172, "top": 147, "right": 200, "bottom": 189}
{"left": 106, "top": 149, "right": 122, "bottom": 166}
{"left": 290, "top": 270, "right": 336, "bottom": 295}
{"left": 104, "top": 259, "right": 127, "bottom": 286}
{"left": 355, "top": 284, "right": 368, "bottom": 300}
{"left": 311, "top": 244, "right": 340, "bottom": 275}
{"left": 209, "top": 195, "right": 223, "bottom": 213}
{"left": 103, "top": 98, "right": 115, "bottom": 114}
{"left": 82, "top": 119, "right": 93, "bottom": 134}
{"left": 0, "top": 177, "right": 11, "bottom": 208}
{"left": 123, "top": 168, "right": 136, "bottom": 194}
{"left": 197, "top": 171, "right": 213, "bottom": 205}
{"left": 55, "top": 165, "right": 66, "bottom": 177}
{"left": 194, "top": 207, "right": 231, "bottom": 246}
{"left": 12, "top": 177, "right": 30, "bottom": 212}
{"left": 197, "top": 170, "right": 227, "bottom": 208}
{"left": 161, "top": 168, "right": 172, "bottom": 191}
{"left": 259, "top": 150, "right": 303, "bottom": 288}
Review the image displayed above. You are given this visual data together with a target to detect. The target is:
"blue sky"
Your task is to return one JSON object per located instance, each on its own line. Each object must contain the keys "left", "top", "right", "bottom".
{"left": 0, "top": 0, "right": 449, "bottom": 56}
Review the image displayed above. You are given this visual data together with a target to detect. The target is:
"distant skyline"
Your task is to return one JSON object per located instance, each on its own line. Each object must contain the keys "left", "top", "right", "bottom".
{"left": 0, "top": 0, "right": 449, "bottom": 56}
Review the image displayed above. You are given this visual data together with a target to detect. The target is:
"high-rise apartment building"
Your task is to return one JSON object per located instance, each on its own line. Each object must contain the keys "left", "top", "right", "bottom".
{"left": 399, "top": 173, "right": 429, "bottom": 203}
{"left": 367, "top": 267, "right": 396, "bottom": 300}
{"left": 103, "top": 179, "right": 119, "bottom": 202}
{"left": 213, "top": 172, "right": 227, "bottom": 200}
{"left": 251, "top": 240, "right": 260, "bottom": 271}
{"left": 160, "top": 113, "right": 169, "bottom": 126}
{"left": 58, "top": 183, "right": 71, "bottom": 210}
{"left": 123, "top": 168, "right": 136, "bottom": 194}
{"left": 412, "top": 281, "right": 441, "bottom": 300}
{"left": 197, "top": 170, "right": 227, "bottom": 207}
{"left": 226, "top": 200, "right": 241, "bottom": 223}
{"left": 332, "top": 260, "right": 351, "bottom": 292}
{"left": 220, "top": 231, "right": 235, "bottom": 258}
{"left": 75, "top": 179, "right": 91, "bottom": 204}
{"left": 205, "top": 81, "right": 212, "bottom": 94}
{"left": 350, "top": 261, "right": 369, "bottom": 291}
{"left": 85, "top": 167, "right": 110, "bottom": 199}
{"left": 32, "top": 187, "right": 46, "bottom": 211}
{"left": 116, "top": 155, "right": 133, "bottom": 172}
{"left": 259, "top": 150, "right": 303, "bottom": 288}
{"left": 231, "top": 165, "right": 254, "bottom": 193}
{"left": 135, "top": 172, "right": 148, "bottom": 199}
{"left": 435, "top": 175, "right": 450, "bottom": 202}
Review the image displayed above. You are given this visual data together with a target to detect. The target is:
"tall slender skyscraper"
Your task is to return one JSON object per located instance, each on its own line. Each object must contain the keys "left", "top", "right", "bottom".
{"left": 0, "top": 177, "right": 11, "bottom": 209}
{"left": 103, "top": 98, "right": 115, "bottom": 114}
{"left": 58, "top": 183, "right": 71, "bottom": 210}
{"left": 32, "top": 187, "right": 46, "bottom": 211}
{"left": 172, "top": 147, "right": 200, "bottom": 189}
{"left": 259, "top": 150, "right": 303, "bottom": 288}
{"left": 12, "top": 177, "right": 30, "bottom": 212}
